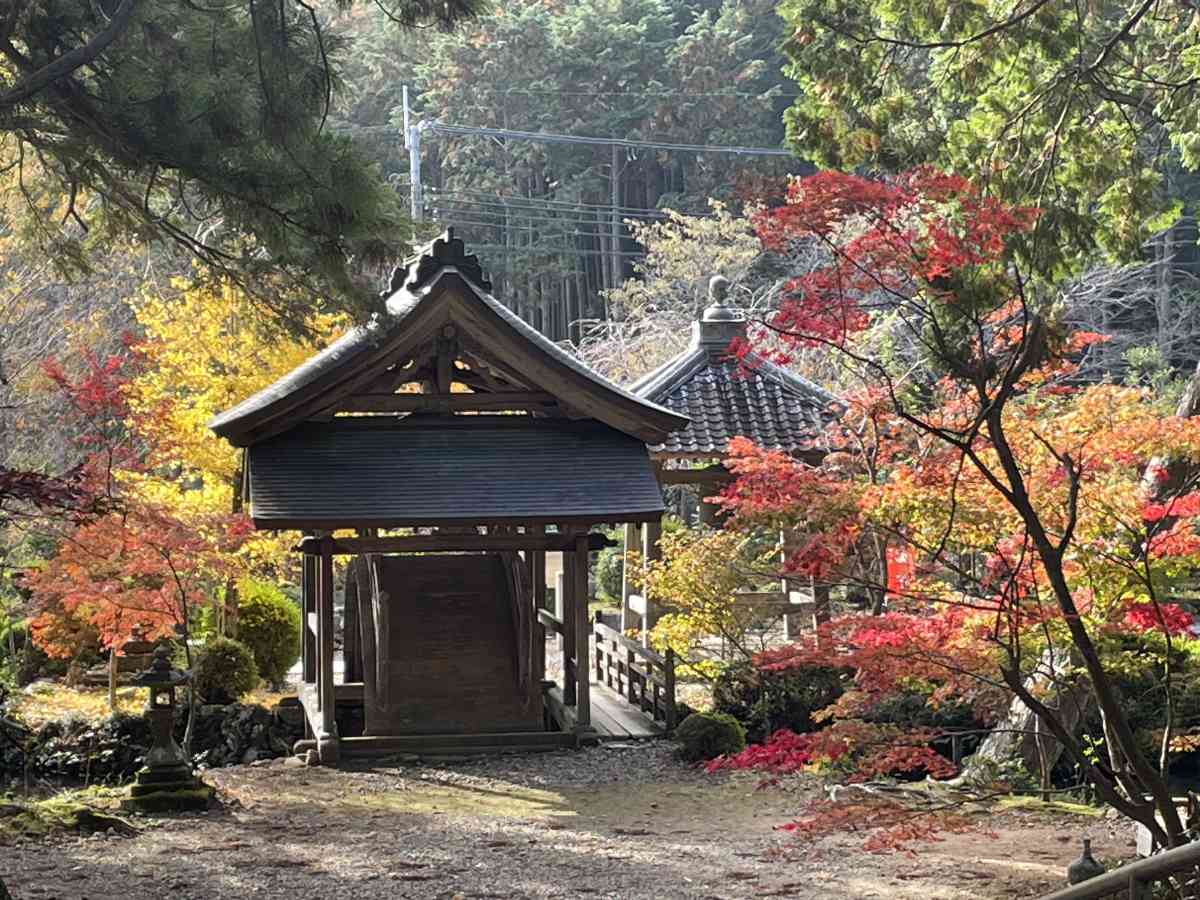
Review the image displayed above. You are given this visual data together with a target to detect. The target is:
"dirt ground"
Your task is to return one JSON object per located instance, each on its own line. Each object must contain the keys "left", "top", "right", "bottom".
{"left": 1, "top": 745, "right": 1133, "bottom": 900}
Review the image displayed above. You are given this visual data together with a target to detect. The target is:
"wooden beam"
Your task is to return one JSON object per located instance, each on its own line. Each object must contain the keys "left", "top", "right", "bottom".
{"left": 573, "top": 531, "right": 591, "bottom": 730}
{"left": 641, "top": 517, "right": 663, "bottom": 645}
{"left": 336, "top": 391, "right": 558, "bottom": 414}
{"left": 537, "top": 608, "right": 564, "bottom": 636}
{"left": 301, "top": 549, "right": 316, "bottom": 685}
{"left": 449, "top": 292, "right": 684, "bottom": 443}
{"left": 296, "top": 532, "right": 614, "bottom": 556}
{"left": 435, "top": 330, "right": 455, "bottom": 394}
{"left": 562, "top": 549, "right": 577, "bottom": 707}
{"left": 656, "top": 465, "right": 733, "bottom": 485}
{"left": 457, "top": 341, "right": 535, "bottom": 392}
{"left": 620, "top": 522, "right": 638, "bottom": 632}
{"left": 317, "top": 536, "right": 338, "bottom": 761}
{"left": 531, "top": 525, "right": 547, "bottom": 684}
{"left": 359, "top": 343, "right": 436, "bottom": 395}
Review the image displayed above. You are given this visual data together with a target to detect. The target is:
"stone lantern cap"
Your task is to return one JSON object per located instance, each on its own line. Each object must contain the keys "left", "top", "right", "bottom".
{"left": 131, "top": 645, "right": 190, "bottom": 689}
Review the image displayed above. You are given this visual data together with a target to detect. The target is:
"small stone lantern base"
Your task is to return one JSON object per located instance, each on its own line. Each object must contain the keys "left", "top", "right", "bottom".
{"left": 121, "top": 766, "right": 214, "bottom": 813}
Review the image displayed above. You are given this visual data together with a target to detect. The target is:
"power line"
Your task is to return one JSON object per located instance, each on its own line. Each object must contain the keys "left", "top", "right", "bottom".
{"left": 430, "top": 188, "right": 674, "bottom": 217}
{"left": 438, "top": 215, "right": 648, "bottom": 246}
{"left": 460, "top": 241, "right": 647, "bottom": 258}
{"left": 431, "top": 210, "right": 656, "bottom": 232}
{"left": 429, "top": 201, "right": 671, "bottom": 226}
{"left": 425, "top": 121, "right": 794, "bottom": 157}
{"left": 439, "top": 88, "right": 800, "bottom": 99}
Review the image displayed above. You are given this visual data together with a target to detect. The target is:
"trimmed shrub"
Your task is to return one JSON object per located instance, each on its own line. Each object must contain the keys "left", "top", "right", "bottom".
{"left": 593, "top": 545, "right": 624, "bottom": 602}
{"left": 713, "top": 661, "right": 843, "bottom": 741}
{"left": 713, "top": 661, "right": 847, "bottom": 743}
{"left": 233, "top": 579, "right": 301, "bottom": 688}
{"left": 674, "top": 711, "right": 746, "bottom": 763}
{"left": 192, "top": 637, "right": 259, "bottom": 705}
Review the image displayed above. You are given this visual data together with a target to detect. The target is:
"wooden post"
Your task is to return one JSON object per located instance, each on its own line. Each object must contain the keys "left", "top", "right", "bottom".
{"left": 595, "top": 612, "right": 605, "bottom": 685}
{"left": 574, "top": 531, "right": 591, "bottom": 730}
{"left": 625, "top": 645, "right": 637, "bottom": 704}
{"left": 532, "top": 527, "right": 547, "bottom": 682}
{"left": 301, "top": 547, "right": 316, "bottom": 684}
{"left": 664, "top": 646, "right": 677, "bottom": 734}
{"left": 317, "top": 536, "right": 339, "bottom": 763}
{"left": 641, "top": 517, "right": 663, "bottom": 646}
{"left": 562, "top": 551, "right": 577, "bottom": 706}
{"left": 343, "top": 566, "right": 361, "bottom": 685}
{"left": 620, "top": 522, "right": 638, "bottom": 632}
{"left": 811, "top": 578, "right": 831, "bottom": 630}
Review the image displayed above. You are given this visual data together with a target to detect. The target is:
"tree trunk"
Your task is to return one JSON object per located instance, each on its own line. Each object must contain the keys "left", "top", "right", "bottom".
{"left": 108, "top": 645, "right": 118, "bottom": 711}
{"left": 985, "top": 404, "right": 1186, "bottom": 845}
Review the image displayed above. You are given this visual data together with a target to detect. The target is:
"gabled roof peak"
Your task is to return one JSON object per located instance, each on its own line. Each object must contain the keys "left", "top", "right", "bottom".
{"left": 386, "top": 228, "right": 493, "bottom": 297}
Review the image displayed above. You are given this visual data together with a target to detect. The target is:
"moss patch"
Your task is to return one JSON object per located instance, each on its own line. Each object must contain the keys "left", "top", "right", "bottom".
{"left": 997, "top": 795, "right": 1103, "bottom": 817}
{"left": 0, "top": 788, "right": 136, "bottom": 841}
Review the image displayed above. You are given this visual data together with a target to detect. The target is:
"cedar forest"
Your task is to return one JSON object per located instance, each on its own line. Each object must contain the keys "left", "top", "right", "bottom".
{"left": 4, "top": 0, "right": 1200, "bottom": 896}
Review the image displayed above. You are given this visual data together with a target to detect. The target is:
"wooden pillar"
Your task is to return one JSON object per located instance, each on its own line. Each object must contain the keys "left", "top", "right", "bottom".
{"left": 317, "top": 536, "right": 339, "bottom": 763}
{"left": 343, "top": 567, "right": 361, "bottom": 685}
{"left": 562, "top": 550, "right": 577, "bottom": 706}
{"left": 698, "top": 476, "right": 721, "bottom": 527}
{"left": 641, "top": 517, "right": 663, "bottom": 646}
{"left": 781, "top": 529, "right": 798, "bottom": 640}
{"left": 811, "top": 577, "right": 831, "bottom": 630}
{"left": 573, "top": 531, "right": 591, "bottom": 730}
{"left": 620, "top": 522, "right": 638, "bottom": 632}
{"left": 301, "top": 546, "right": 316, "bottom": 684}
{"left": 532, "top": 526, "right": 547, "bottom": 684}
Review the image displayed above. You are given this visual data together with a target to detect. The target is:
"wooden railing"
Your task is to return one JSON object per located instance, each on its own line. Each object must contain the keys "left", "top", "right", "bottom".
{"left": 1038, "top": 841, "right": 1200, "bottom": 899}
{"left": 592, "top": 615, "right": 677, "bottom": 733}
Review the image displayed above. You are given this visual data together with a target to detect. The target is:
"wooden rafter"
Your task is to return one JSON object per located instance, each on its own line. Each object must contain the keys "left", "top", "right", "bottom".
{"left": 296, "top": 532, "right": 615, "bottom": 555}
{"left": 337, "top": 392, "right": 557, "bottom": 414}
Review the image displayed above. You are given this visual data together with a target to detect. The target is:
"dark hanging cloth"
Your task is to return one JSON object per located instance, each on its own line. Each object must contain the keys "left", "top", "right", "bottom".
{"left": 501, "top": 551, "right": 532, "bottom": 705}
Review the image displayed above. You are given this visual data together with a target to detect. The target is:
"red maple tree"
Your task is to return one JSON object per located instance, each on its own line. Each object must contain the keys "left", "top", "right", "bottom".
{"left": 707, "top": 169, "right": 1200, "bottom": 850}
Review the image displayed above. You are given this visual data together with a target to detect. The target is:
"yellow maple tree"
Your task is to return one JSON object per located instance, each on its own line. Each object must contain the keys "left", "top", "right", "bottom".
{"left": 125, "top": 278, "right": 345, "bottom": 574}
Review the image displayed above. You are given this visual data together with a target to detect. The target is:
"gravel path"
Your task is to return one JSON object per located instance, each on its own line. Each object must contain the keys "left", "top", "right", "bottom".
{"left": 2, "top": 744, "right": 1133, "bottom": 900}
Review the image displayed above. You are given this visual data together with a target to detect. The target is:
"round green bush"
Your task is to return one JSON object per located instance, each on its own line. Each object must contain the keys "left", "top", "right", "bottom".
{"left": 233, "top": 579, "right": 301, "bottom": 688}
{"left": 593, "top": 545, "right": 625, "bottom": 602}
{"left": 713, "top": 661, "right": 847, "bottom": 743}
{"left": 192, "top": 637, "right": 259, "bottom": 705}
{"left": 674, "top": 711, "right": 746, "bottom": 763}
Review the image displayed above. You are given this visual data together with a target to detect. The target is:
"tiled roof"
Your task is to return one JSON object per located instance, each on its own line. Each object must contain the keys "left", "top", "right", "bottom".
{"left": 630, "top": 299, "right": 839, "bottom": 457}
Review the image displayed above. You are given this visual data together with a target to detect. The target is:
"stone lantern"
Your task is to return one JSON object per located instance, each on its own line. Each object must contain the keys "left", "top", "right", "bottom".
{"left": 121, "top": 646, "right": 213, "bottom": 813}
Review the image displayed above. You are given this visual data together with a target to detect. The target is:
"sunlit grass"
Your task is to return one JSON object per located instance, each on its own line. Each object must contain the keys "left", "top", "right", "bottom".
{"left": 11, "top": 682, "right": 294, "bottom": 727}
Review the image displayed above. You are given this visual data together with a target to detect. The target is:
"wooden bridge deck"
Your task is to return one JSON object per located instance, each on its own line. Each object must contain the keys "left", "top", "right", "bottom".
{"left": 588, "top": 679, "right": 665, "bottom": 741}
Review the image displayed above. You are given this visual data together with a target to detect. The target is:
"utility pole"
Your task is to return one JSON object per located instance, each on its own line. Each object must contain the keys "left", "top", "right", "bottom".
{"left": 403, "top": 85, "right": 423, "bottom": 223}
{"left": 610, "top": 144, "right": 621, "bottom": 299}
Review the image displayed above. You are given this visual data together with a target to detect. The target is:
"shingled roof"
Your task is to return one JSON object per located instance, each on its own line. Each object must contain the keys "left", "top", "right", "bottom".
{"left": 629, "top": 278, "right": 839, "bottom": 458}
{"left": 244, "top": 417, "right": 666, "bottom": 529}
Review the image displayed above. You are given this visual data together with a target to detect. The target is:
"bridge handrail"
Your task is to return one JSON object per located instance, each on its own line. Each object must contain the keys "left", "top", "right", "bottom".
{"left": 592, "top": 616, "right": 676, "bottom": 733}
{"left": 1037, "top": 840, "right": 1200, "bottom": 899}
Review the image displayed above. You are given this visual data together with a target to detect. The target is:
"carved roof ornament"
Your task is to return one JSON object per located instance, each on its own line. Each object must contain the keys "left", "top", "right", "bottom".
{"left": 387, "top": 227, "right": 493, "bottom": 296}
{"left": 702, "top": 274, "right": 740, "bottom": 322}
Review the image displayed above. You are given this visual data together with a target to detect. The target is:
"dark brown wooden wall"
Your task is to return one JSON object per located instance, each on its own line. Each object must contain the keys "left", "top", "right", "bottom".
{"left": 367, "top": 554, "right": 541, "bottom": 735}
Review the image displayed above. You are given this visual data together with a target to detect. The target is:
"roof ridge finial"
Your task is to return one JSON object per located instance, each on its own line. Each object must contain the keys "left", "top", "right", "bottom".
{"left": 701, "top": 274, "right": 742, "bottom": 325}
{"left": 708, "top": 274, "right": 730, "bottom": 307}
{"left": 384, "top": 226, "right": 493, "bottom": 297}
